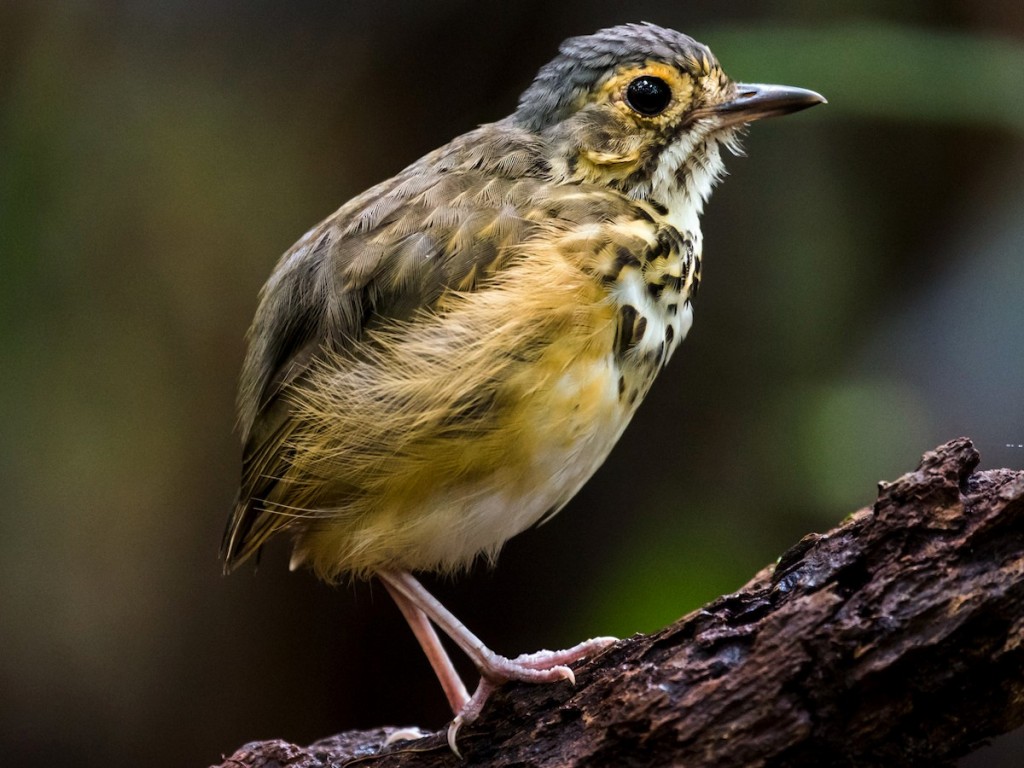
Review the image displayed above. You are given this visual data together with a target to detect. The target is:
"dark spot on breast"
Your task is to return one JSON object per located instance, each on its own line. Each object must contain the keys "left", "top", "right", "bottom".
{"left": 647, "top": 198, "right": 668, "bottom": 216}
{"left": 616, "top": 246, "right": 640, "bottom": 270}
{"left": 665, "top": 325, "right": 674, "bottom": 347}
{"left": 605, "top": 246, "right": 641, "bottom": 283}
{"left": 667, "top": 303, "right": 678, "bottom": 315}
{"left": 617, "top": 375, "right": 626, "bottom": 399}
{"left": 628, "top": 389, "right": 639, "bottom": 406}
{"left": 634, "top": 315, "right": 648, "bottom": 342}
{"left": 632, "top": 206, "right": 654, "bottom": 223}
{"left": 614, "top": 304, "right": 647, "bottom": 357}
{"left": 615, "top": 305, "right": 638, "bottom": 357}
{"left": 647, "top": 281, "right": 664, "bottom": 299}
{"left": 656, "top": 228, "right": 677, "bottom": 255}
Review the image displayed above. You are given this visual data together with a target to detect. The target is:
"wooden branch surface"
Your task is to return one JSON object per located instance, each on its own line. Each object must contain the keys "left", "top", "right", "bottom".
{"left": 214, "top": 439, "right": 1024, "bottom": 767}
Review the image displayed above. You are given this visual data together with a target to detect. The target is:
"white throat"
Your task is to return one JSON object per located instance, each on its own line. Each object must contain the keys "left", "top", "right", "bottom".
{"left": 647, "top": 129, "right": 732, "bottom": 241}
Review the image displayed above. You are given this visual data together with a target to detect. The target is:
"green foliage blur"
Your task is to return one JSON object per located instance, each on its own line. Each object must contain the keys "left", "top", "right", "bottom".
{"left": 1, "top": 2, "right": 1021, "bottom": 766}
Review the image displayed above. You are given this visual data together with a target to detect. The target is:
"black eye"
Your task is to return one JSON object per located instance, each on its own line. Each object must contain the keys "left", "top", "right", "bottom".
{"left": 626, "top": 76, "right": 672, "bottom": 116}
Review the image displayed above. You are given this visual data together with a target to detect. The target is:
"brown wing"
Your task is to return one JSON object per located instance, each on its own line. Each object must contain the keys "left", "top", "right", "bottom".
{"left": 220, "top": 122, "right": 555, "bottom": 570}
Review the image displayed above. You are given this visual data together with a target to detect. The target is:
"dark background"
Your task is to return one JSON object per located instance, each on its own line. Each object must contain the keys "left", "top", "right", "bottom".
{"left": 1, "top": 1, "right": 1022, "bottom": 766}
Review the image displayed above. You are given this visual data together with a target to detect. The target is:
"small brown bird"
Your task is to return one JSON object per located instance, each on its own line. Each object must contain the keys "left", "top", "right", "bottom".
{"left": 222, "top": 22, "right": 823, "bottom": 748}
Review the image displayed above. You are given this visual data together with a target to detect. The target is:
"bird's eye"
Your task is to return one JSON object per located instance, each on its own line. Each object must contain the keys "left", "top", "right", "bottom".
{"left": 626, "top": 76, "right": 672, "bottom": 116}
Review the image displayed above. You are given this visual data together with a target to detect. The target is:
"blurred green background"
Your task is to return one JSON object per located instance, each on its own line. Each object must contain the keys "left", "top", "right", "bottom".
{"left": 1, "top": 1, "right": 1022, "bottom": 766}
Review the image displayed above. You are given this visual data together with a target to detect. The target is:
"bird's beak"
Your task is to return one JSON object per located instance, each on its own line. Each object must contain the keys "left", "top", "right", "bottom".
{"left": 711, "top": 83, "right": 826, "bottom": 128}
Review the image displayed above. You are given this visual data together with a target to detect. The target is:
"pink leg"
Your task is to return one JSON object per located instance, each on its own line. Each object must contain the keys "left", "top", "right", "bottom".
{"left": 382, "top": 580, "right": 469, "bottom": 714}
{"left": 378, "top": 570, "right": 617, "bottom": 751}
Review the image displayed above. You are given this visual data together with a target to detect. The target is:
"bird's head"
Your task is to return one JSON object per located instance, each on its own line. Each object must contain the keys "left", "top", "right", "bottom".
{"left": 513, "top": 23, "right": 824, "bottom": 218}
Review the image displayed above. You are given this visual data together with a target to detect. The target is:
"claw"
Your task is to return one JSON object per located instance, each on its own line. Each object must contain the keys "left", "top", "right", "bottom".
{"left": 562, "top": 666, "right": 576, "bottom": 686}
{"left": 383, "top": 727, "right": 431, "bottom": 747}
{"left": 446, "top": 718, "right": 464, "bottom": 758}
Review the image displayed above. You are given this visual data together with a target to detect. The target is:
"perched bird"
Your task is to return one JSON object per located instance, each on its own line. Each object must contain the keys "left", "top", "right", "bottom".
{"left": 222, "top": 22, "right": 824, "bottom": 748}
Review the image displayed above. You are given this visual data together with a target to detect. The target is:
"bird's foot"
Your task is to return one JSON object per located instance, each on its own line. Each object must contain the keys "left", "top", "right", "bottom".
{"left": 446, "top": 636, "right": 618, "bottom": 754}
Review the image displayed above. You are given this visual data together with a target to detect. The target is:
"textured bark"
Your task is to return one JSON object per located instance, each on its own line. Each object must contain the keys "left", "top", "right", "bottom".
{"left": 213, "top": 438, "right": 1024, "bottom": 767}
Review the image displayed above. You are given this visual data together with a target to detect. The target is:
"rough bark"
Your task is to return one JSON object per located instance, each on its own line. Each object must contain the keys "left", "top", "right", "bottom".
{"left": 213, "top": 438, "right": 1024, "bottom": 767}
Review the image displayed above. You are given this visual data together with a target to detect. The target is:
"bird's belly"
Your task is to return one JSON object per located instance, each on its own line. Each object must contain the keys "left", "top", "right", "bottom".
{"left": 299, "top": 349, "right": 640, "bottom": 577}
{"left": 397, "top": 351, "right": 635, "bottom": 572}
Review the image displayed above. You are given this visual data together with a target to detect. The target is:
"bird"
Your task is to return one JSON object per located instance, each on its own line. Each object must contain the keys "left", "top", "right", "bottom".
{"left": 221, "top": 21, "right": 824, "bottom": 750}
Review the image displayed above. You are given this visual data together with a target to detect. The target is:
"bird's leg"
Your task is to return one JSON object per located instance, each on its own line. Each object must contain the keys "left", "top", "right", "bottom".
{"left": 382, "top": 580, "right": 469, "bottom": 713}
{"left": 378, "top": 570, "right": 616, "bottom": 749}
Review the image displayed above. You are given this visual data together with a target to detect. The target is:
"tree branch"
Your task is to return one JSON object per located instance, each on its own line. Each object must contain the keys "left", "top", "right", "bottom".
{"left": 213, "top": 438, "right": 1024, "bottom": 767}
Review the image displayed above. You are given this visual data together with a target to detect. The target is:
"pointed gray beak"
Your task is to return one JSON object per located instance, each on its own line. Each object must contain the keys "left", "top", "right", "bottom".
{"left": 712, "top": 83, "right": 826, "bottom": 127}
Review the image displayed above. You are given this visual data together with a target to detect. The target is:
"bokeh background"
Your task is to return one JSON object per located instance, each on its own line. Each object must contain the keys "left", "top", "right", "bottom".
{"left": 2, "top": 1, "right": 1022, "bottom": 766}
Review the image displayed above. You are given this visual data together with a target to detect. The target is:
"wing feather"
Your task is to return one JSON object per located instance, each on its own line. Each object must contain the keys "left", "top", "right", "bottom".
{"left": 222, "top": 122, "right": 557, "bottom": 569}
